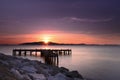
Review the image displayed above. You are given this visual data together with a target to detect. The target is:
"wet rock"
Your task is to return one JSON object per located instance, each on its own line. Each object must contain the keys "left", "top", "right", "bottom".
{"left": 21, "top": 66, "right": 37, "bottom": 73}
{"left": 49, "top": 70, "right": 59, "bottom": 76}
{"left": 0, "top": 60, "right": 9, "bottom": 66}
{"left": 9, "top": 60, "right": 22, "bottom": 67}
{"left": 11, "top": 68, "right": 23, "bottom": 79}
{"left": 66, "top": 71, "right": 83, "bottom": 79}
{"left": 47, "top": 76, "right": 54, "bottom": 80}
{"left": 48, "top": 73, "right": 72, "bottom": 80}
{"left": 59, "top": 67, "right": 69, "bottom": 73}
{"left": 48, "top": 73, "right": 66, "bottom": 80}
{"left": 55, "top": 73, "right": 68, "bottom": 80}
{"left": 29, "top": 73, "right": 46, "bottom": 80}
{"left": 48, "top": 67, "right": 60, "bottom": 76}
{"left": 23, "top": 74, "right": 32, "bottom": 80}
{"left": 0, "top": 64, "right": 19, "bottom": 80}
{"left": 74, "top": 78, "right": 84, "bottom": 80}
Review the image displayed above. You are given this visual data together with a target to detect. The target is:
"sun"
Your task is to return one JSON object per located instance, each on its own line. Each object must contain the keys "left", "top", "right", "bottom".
{"left": 44, "top": 39, "right": 49, "bottom": 44}
{"left": 42, "top": 35, "right": 51, "bottom": 44}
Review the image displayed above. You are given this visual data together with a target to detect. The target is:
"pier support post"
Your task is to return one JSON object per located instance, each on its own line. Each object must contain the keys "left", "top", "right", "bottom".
{"left": 13, "top": 50, "right": 16, "bottom": 56}
{"left": 30, "top": 51, "right": 32, "bottom": 56}
{"left": 24, "top": 51, "right": 27, "bottom": 56}
{"left": 18, "top": 51, "right": 21, "bottom": 56}
{"left": 35, "top": 51, "right": 37, "bottom": 56}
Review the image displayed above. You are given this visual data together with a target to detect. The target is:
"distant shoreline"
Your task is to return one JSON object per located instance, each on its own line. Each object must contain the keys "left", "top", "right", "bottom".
{"left": 0, "top": 44, "right": 120, "bottom": 46}
{"left": 0, "top": 45, "right": 120, "bottom": 47}
{"left": 0, "top": 41, "right": 120, "bottom": 46}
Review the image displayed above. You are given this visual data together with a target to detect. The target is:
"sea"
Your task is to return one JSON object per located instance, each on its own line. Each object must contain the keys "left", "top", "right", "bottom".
{"left": 0, "top": 45, "right": 120, "bottom": 80}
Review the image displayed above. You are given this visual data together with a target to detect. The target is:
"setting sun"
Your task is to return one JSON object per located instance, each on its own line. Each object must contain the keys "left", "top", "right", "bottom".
{"left": 42, "top": 35, "right": 52, "bottom": 44}
{"left": 44, "top": 39, "right": 49, "bottom": 44}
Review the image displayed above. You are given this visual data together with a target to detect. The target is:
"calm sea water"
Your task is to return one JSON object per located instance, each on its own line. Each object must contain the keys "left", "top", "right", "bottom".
{"left": 0, "top": 45, "right": 120, "bottom": 80}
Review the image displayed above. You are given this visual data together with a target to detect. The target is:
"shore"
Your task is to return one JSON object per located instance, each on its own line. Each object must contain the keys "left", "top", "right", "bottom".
{"left": 0, "top": 53, "right": 84, "bottom": 80}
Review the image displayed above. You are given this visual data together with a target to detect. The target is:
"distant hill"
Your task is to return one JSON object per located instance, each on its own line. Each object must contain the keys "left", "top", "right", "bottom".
{"left": 19, "top": 41, "right": 61, "bottom": 45}
{"left": 19, "top": 41, "right": 86, "bottom": 45}
{"left": 1, "top": 41, "right": 119, "bottom": 46}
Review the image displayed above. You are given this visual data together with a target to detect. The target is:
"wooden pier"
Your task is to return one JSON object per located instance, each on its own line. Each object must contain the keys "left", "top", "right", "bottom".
{"left": 13, "top": 49, "right": 72, "bottom": 66}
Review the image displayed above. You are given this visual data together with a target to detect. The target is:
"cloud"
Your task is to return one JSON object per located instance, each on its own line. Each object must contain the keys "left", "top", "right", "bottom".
{"left": 63, "top": 17, "right": 113, "bottom": 23}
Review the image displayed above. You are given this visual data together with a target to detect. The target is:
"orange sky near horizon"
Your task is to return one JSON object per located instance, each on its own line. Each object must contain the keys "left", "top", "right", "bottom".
{"left": 0, "top": 31, "right": 120, "bottom": 44}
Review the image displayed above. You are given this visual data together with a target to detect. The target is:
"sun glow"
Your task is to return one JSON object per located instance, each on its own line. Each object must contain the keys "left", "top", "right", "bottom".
{"left": 44, "top": 39, "right": 49, "bottom": 44}
{"left": 42, "top": 35, "right": 51, "bottom": 44}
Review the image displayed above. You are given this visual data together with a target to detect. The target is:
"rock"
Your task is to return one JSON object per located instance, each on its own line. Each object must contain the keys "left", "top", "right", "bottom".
{"left": 49, "top": 70, "right": 59, "bottom": 76}
{"left": 48, "top": 73, "right": 73, "bottom": 80}
{"left": 21, "top": 62, "right": 31, "bottom": 67}
{"left": 0, "top": 53, "right": 16, "bottom": 61}
{"left": 74, "top": 78, "right": 84, "bottom": 80}
{"left": 9, "top": 59, "right": 22, "bottom": 67}
{"left": 21, "top": 65, "right": 37, "bottom": 73}
{"left": 59, "top": 67, "right": 69, "bottom": 73}
{"left": 48, "top": 67, "right": 60, "bottom": 76}
{"left": 66, "top": 71, "right": 83, "bottom": 79}
{"left": 0, "top": 53, "right": 85, "bottom": 80}
{"left": 55, "top": 73, "right": 68, "bottom": 80}
{"left": 0, "top": 60, "right": 9, "bottom": 66}
{"left": 29, "top": 73, "right": 46, "bottom": 80}
{"left": 23, "top": 74, "right": 32, "bottom": 80}
{"left": 48, "top": 73, "right": 67, "bottom": 80}
{"left": 47, "top": 76, "right": 54, "bottom": 80}
{"left": 39, "top": 63, "right": 49, "bottom": 69}
{"left": 0, "top": 64, "right": 19, "bottom": 80}
{"left": 11, "top": 68, "right": 23, "bottom": 79}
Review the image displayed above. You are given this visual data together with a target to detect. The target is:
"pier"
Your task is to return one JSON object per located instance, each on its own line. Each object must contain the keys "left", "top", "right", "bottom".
{"left": 13, "top": 49, "right": 72, "bottom": 66}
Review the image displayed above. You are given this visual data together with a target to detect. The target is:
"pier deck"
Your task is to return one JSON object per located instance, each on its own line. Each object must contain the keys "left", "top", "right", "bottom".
{"left": 12, "top": 49, "right": 72, "bottom": 66}
{"left": 13, "top": 49, "right": 72, "bottom": 56}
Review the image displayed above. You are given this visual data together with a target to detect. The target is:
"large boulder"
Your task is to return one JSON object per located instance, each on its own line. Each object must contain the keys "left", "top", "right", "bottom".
{"left": 66, "top": 71, "right": 83, "bottom": 79}
{"left": 59, "top": 67, "right": 69, "bottom": 73}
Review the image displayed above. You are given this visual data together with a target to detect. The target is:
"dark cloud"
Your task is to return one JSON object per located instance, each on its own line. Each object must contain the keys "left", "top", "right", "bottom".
{"left": 0, "top": 0, "right": 119, "bottom": 18}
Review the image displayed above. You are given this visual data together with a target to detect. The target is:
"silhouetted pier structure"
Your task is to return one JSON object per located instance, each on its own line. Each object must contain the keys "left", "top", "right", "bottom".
{"left": 12, "top": 49, "right": 72, "bottom": 66}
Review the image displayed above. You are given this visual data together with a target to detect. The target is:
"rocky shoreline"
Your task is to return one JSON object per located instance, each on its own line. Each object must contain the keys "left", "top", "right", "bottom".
{"left": 0, "top": 53, "right": 85, "bottom": 80}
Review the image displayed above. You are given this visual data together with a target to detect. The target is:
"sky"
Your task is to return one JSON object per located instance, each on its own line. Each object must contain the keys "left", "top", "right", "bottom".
{"left": 0, "top": 0, "right": 120, "bottom": 44}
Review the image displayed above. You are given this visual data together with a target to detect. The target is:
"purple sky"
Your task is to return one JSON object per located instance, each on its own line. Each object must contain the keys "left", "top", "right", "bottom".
{"left": 0, "top": 0, "right": 120, "bottom": 44}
